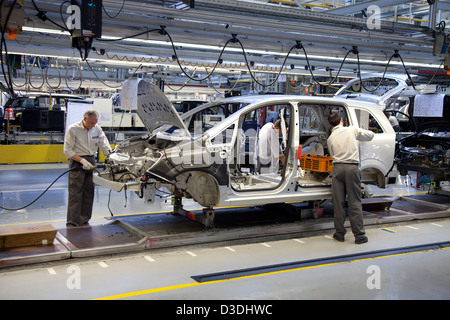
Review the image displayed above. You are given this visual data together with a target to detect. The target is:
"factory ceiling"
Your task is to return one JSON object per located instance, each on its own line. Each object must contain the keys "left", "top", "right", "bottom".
{"left": 3, "top": 0, "right": 450, "bottom": 93}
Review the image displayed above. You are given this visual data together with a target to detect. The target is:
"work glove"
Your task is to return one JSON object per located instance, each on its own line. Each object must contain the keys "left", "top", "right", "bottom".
{"left": 80, "top": 158, "right": 94, "bottom": 170}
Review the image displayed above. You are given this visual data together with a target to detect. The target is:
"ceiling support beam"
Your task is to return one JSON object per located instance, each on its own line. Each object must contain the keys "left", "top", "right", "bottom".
{"left": 327, "top": 0, "right": 419, "bottom": 15}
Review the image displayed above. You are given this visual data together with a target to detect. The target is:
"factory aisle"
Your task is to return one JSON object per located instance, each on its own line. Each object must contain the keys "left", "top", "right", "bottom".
{"left": 0, "top": 163, "right": 203, "bottom": 228}
{"left": 0, "top": 218, "right": 449, "bottom": 300}
{"left": 1, "top": 163, "right": 443, "bottom": 229}
{"left": 0, "top": 164, "right": 449, "bottom": 301}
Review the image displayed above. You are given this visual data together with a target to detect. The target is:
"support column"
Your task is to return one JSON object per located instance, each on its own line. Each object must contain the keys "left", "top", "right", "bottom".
{"left": 172, "top": 195, "right": 216, "bottom": 228}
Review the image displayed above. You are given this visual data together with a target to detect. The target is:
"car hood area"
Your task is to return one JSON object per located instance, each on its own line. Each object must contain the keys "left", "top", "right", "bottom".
{"left": 94, "top": 79, "right": 224, "bottom": 207}
{"left": 121, "top": 78, "right": 192, "bottom": 138}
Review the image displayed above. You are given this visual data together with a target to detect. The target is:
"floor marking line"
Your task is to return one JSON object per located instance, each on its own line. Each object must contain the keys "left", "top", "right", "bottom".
{"left": 192, "top": 243, "right": 450, "bottom": 283}
{"left": 431, "top": 223, "right": 443, "bottom": 227}
{"left": 144, "top": 255, "right": 155, "bottom": 262}
{"left": 381, "top": 228, "right": 397, "bottom": 233}
{"left": 293, "top": 239, "right": 304, "bottom": 244}
{"left": 0, "top": 187, "right": 67, "bottom": 193}
{"left": 47, "top": 268, "right": 56, "bottom": 275}
{"left": 225, "top": 246, "right": 236, "bottom": 252}
{"left": 98, "top": 261, "right": 109, "bottom": 268}
{"left": 406, "top": 226, "right": 419, "bottom": 230}
{"left": 261, "top": 243, "right": 271, "bottom": 247}
{"left": 94, "top": 244, "right": 450, "bottom": 300}
{"left": 186, "top": 251, "right": 197, "bottom": 257}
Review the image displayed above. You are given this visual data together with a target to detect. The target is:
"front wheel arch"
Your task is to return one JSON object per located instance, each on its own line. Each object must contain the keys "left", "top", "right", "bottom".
{"left": 176, "top": 171, "right": 220, "bottom": 207}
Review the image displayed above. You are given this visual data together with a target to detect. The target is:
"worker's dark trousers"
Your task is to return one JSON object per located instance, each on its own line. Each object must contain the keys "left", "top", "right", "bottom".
{"left": 331, "top": 163, "right": 366, "bottom": 239}
{"left": 67, "top": 155, "right": 95, "bottom": 227}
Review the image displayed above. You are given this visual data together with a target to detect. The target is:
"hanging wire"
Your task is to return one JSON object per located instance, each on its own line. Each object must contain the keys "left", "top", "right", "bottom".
{"left": 286, "top": 75, "right": 309, "bottom": 94}
{"left": 14, "top": 18, "right": 34, "bottom": 46}
{"left": 102, "top": 0, "right": 126, "bottom": 19}
{"left": 92, "top": 25, "right": 422, "bottom": 92}
{"left": 157, "top": 65, "right": 197, "bottom": 92}
{"left": 395, "top": 51, "right": 417, "bottom": 90}
{"left": 10, "top": 55, "right": 27, "bottom": 88}
{"left": 233, "top": 37, "right": 298, "bottom": 87}
{"left": 163, "top": 29, "right": 300, "bottom": 88}
{"left": 427, "top": 60, "right": 444, "bottom": 85}
{"left": 85, "top": 60, "right": 142, "bottom": 89}
{"left": 10, "top": 9, "right": 425, "bottom": 95}
{"left": 64, "top": 58, "right": 83, "bottom": 90}
{"left": 32, "top": 0, "right": 69, "bottom": 31}
{"left": 164, "top": 29, "right": 237, "bottom": 82}
{"left": 28, "top": 56, "right": 45, "bottom": 90}
{"left": 299, "top": 44, "right": 357, "bottom": 86}
{"left": 45, "top": 57, "right": 62, "bottom": 90}
{"left": 0, "top": 0, "right": 18, "bottom": 97}
{"left": 355, "top": 49, "right": 416, "bottom": 92}
{"left": 59, "top": 1, "right": 71, "bottom": 30}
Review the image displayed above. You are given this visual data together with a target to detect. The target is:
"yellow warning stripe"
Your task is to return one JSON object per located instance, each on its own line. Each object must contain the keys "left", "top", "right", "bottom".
{"left": 94, "top": 245, "right": 450, "bottom": 300}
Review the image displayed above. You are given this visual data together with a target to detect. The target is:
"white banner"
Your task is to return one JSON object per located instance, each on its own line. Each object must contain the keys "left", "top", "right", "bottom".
{"left": 413, "top": 94, "right": 444, "bottom": 117}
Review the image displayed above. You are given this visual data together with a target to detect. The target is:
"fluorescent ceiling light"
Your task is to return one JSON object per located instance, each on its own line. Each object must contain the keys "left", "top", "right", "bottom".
{"left": 22, "top": 26, "right": 70, "bottom": 36}
{"left": 18, "top": 26, "right": 443, "bottom": 70}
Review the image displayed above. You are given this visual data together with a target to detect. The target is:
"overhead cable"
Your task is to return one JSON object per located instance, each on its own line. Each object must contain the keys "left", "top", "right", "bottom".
{"left": 1, "top": 0, "right": 18, "bottom": 97}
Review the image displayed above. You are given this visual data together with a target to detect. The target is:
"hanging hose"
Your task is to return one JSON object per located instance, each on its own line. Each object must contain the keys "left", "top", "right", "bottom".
{"left": 0, "top": 168, "right": 76, "bottom": 211}
{"left": 0, "top": 165, "right": 105, "bottom": 211}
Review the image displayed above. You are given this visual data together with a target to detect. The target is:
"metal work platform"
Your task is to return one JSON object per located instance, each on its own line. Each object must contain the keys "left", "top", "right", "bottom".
{"left": 1, "top": 193, "right": 449, "bottom": 269}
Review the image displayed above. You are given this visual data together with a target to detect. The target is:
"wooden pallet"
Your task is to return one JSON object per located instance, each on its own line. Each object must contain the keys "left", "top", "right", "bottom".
{"left": 0, "top": 225, "right": 57, "bottom": 249}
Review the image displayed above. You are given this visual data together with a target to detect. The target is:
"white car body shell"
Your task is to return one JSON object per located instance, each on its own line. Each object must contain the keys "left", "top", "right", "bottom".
{"left": 334, "top": 73, "right": 412, "bottom": 108}
{"left": 94, "top": 80, "right": 396, "bottom": 209}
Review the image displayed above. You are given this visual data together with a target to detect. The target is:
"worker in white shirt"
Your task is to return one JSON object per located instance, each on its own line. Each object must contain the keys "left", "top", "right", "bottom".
{"left": 257, "top": 119, "right": 285, "bottom": 174}
{"left": 384, "top": 111, "right": 400, "bottom": 132}
{"left": 327, "top": 112, "right": 374, "bottom": 244}
{"left": 63, "top": 110, "right": 112, "bottom": 227}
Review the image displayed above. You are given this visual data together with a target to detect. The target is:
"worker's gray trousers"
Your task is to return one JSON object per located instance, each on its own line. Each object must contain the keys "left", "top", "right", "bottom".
{"left": 67, "top": 156, "right": 95, "bottom": 227}
{"left": 331, "top": 163, "right": 366, "bottom": 239}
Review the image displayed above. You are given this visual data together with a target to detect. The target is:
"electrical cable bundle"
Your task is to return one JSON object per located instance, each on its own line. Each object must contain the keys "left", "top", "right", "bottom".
{"left": 0, "top": 0, "right": 18, "bottom": 98}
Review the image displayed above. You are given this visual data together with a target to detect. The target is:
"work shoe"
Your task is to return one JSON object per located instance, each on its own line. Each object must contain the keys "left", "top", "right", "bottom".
{"left": 355, "top": 236, "right": 368, "bottom": 244}
{"left": 332, "top": 233, "right": 345, "bottom": 242}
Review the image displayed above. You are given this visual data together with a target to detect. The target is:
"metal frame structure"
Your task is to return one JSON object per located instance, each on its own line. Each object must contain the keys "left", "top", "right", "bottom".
{"left": 3, "top": 1, "right": 450, "bottom": 91}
